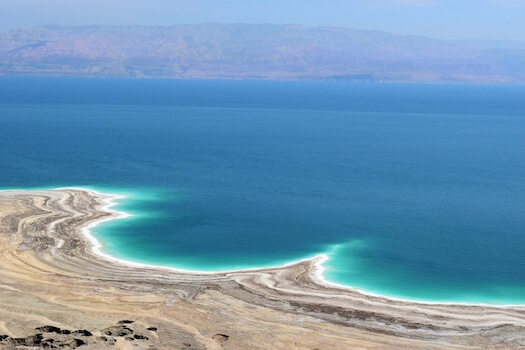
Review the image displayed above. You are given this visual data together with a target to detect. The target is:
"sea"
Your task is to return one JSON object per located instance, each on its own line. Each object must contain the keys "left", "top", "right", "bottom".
{"left": 1, "top": 77, "right": 524, "bottom": 304}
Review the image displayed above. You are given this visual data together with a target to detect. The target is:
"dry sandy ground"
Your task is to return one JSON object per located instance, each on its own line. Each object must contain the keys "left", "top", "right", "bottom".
{"left": 1, "top": 189, "right": 525, "bottom": 349}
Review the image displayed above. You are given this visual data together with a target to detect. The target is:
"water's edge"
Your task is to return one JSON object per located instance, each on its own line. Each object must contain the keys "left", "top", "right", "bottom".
{"left": 18, "top": 186, "right": 521, "bottom": 307}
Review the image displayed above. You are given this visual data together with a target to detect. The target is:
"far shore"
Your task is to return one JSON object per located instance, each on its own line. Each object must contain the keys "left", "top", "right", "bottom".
{"left": 1, "top": 188, "right": 525, "bottom": 349}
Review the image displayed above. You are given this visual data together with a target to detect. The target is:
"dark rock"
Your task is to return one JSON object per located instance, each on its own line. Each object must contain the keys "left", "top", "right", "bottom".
{"left": 125, "top": 336, "right": 135, "bottom": 341}
{"left": 62, "top": 338, "right": 86, "bottom": 348}
{"left": 36, "top": 326, "right": 62, "bottom": 333}
{"left": 0, "top": 335, "right": 8, "bottom": 341}
{"left": 103, "top": 325, "right": 133, "bottom": 337}
{"left": 118, "top": 320, "right": 135, "bottom": 324}
{"left": 117, "top": 329, "right": 133, "bottom": 337}
{"left": 59, "top": 329, "right": 71, "bottom": 335}
{"left": 73, "top": 330, "right": 93, "bottom": 336}
{"left": 146, "top": 327, "right": 157, "bottom": 331}
{"left": 25, "top": 333, "right": 44, "bottom": 346}
{"left": 12, "top": 337, "right": 27, "bottom": 345}
{"left": 212, "top": 334, "right": 230, "bottom": 342}
{"left": 134, "top": 334, "right": 148, "bottom": 340}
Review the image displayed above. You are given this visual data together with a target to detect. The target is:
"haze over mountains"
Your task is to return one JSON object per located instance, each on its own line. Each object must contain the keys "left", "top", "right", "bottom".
{"left": 1, "top": 23, "right": 524, "bottom": 83}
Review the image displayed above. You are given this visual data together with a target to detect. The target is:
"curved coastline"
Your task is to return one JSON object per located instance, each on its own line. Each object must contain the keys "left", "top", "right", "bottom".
{"left": 1, "top": 187, "right": 525, "bottom": 349}
{"left": 76, "top": 187, "right": 525, "bottom": 307}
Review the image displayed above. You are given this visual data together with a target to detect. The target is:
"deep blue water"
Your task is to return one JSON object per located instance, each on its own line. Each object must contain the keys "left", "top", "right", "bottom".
{"left": 1, "top": 77, "right": 524, "bottom": 303}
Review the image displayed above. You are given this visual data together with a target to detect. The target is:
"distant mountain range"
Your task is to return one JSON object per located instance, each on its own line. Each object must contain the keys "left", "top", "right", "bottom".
{"left": 1, "top": 24, "right": 524, "bottom": 83}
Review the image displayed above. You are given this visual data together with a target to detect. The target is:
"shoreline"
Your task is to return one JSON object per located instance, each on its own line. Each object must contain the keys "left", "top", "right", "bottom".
{"left": 67, "top": 186, "right": 524, "bottom": 308}
{"left": 1, "top": 187, "right": 525, "bottom": 349}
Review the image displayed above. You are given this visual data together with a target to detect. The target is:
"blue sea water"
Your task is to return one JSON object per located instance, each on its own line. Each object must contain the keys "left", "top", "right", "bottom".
{"left": 1, "top": 77, "right": 524, "bottom": 304}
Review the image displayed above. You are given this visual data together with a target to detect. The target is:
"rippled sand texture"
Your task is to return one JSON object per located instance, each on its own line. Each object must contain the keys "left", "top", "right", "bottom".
{"left": 1, "top": 189, "right": 525, "bottom": 349}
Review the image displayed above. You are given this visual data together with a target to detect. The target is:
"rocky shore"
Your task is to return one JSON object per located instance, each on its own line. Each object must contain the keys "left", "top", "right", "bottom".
{"left": 1, "top": 188, "right": 524, "bottom": 349}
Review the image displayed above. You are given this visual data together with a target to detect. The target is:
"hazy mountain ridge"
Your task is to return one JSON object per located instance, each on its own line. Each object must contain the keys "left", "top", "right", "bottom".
{"left": 1, "top": 23, "right": 524, "bottom": 82}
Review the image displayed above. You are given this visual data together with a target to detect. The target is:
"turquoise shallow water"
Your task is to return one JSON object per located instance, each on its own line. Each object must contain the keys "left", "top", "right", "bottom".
{"left": 1, "top": 77, "right": 524, "bottom": 304}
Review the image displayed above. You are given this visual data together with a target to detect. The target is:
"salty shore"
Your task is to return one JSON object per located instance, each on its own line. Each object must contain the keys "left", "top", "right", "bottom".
{"left": 1, "top": 188, "right": 525, "bottom": 349}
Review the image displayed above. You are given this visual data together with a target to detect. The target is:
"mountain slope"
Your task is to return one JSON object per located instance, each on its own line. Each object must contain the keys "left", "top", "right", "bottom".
{"left": 1, "top": 24, "right": 524, "bottom": 83}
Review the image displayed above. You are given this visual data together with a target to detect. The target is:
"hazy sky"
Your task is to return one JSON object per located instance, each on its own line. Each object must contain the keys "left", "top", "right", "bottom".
{"left": 1, "top": 0, "right": 524, "bottom": 41}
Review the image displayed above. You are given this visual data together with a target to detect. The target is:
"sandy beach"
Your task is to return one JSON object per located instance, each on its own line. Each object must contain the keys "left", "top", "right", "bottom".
{"left": 1, "top": 188, "right": 525, "bottom": 349}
